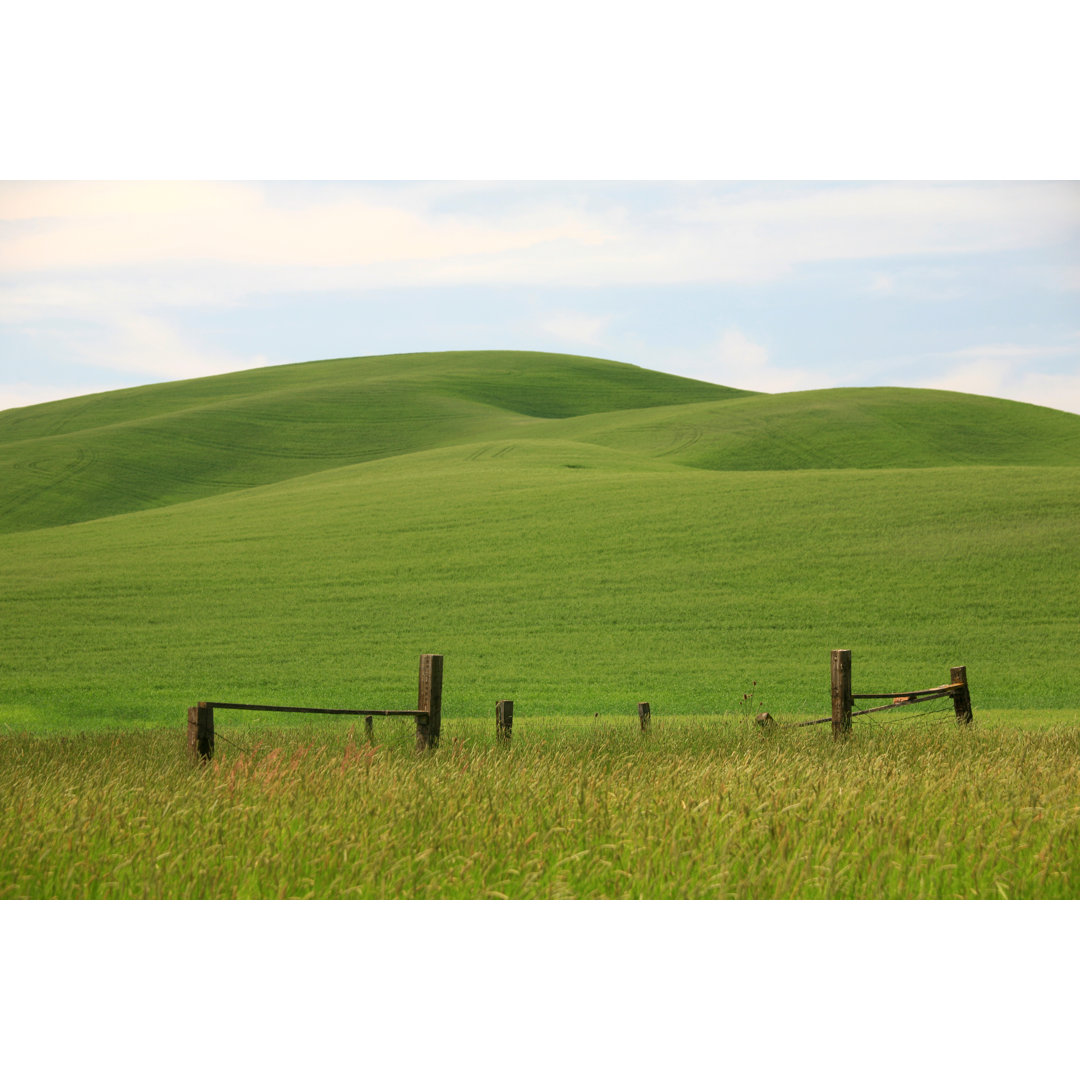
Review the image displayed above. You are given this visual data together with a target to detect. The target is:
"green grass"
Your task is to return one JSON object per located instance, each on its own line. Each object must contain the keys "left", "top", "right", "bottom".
{"left": 1, "top": 351, "right": 1078, "bottom": 728}
{"left": 2, "top": 448, "right": 1077, "bottom": 725}
{"left": 3, "top": 349, "right": 1079, "bottom": 900}
{"left": 545, "top": 386, "right": 1080, "bottom": 470}
{"left": 5, "top": 350, "right": 1078, "bottom": 536}
{"left": 2, "top": 720, "right": 1076, "bottom": 898}
{"left": 0, "top": 350, "right": 747, "bottom": 534}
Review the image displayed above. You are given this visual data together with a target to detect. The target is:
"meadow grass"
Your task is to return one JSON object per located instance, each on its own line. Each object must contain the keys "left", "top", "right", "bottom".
{"left": 2, "top": 454, "right": 1077, "bottom": 726}
{"left": 0, "top": 350, "right": 745, "bottom": 534}
{"left": 3, "top": 352, "right": 1078, "bottom": 729}
{"left": 2, "top": 352, "right": 1078, "bottom": 902}
{"left": 2, "top": 350, "right": 1076, "bottom": 537}
{"left": 546, "top": 386, "right": 1080, "bottom": 470}
{"left": 2, "top": 717, "right": 1077, "bottom": 899}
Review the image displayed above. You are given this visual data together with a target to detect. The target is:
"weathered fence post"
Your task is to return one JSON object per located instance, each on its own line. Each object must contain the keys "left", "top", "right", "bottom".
{"left": 638, "top": 701, "right": 651, "bottom": 734}
{"left": 831, "top": 649, "right": 852, "bottom": 740}
{"left": 416, "top": 653, "right": 444, "bottom": 750}
{"left": 950, "top": 665, "right": 973, "bottom": 724}
{"left": 496, "top": 699, "right": 513, "bottom": 742}
{"left": 364, "top": 715, "right": 374, "bottom": 742}
{"left": 187, "top": 702, "right": 214, "bottom": 760}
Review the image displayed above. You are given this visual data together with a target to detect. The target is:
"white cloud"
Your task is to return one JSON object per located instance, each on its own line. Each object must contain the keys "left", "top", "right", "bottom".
{"left": 3, "top": 182, "right": 1076, "bottom": 296}
{"left": 2, "top": 312, "right": 276, "bottom": 398}
{"left": 0, "top": 181, "right": 255, "bottom": 223}
{"left": 715, "top": 330, "right": 771, "bottom": 377}
{"left": 1012, "top": 372, "right": 1080, "bottom": 416}
{"left": 924, "top": 359, "right": 1015, "bottom": 399}
{"left": 659, "top": 183, "right": 1080, "bottom": 281}
{"left": 79, "top": 313, "right": 271, "bottom": 382}
{"left": 923, "top": 342, "right": 1080, "bottom": 415}
{"left": 537, "top": 312, "right": 613, "bottom": 348}
{"left": 714, "top": 330, "right": 821, "bottom": 394}
{"left": 0, "top": 382, "right": 114, "bottom": 412}
{"left": 0, "top": 279, "right": 236, "bottom": 324}
{"left": 0, "top": 181, "right": 610, "bottom": 276}
{"left": 939, "top": 342, "right": 1078, "bottom": 363}
{"left": 862, "top": 265, "right": 966, "bottom": 300}
{"left": 650, "top": 330, "right": 821, "bottom": 394}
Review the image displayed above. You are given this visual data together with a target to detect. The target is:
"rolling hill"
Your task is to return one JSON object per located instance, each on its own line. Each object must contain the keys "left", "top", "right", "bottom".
{"left": 4, "top": 350, "right": 1079, "bottom": 535}
{"left": 2, "top": 350, "right": 1079, "bottom": 728}
{"left": 0, "top": 351, "right": 749, "bottom": 534}
{"left": 543, "top": 387, "right": 1080, "bottom": 471}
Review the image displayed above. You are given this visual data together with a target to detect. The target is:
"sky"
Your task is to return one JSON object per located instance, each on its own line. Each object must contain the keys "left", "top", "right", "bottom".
{"left": 4, "top": 2, "right": 1078, "bottom": 417}
{"left": 2, "top": 179, "right": 1078, "bottom": 414}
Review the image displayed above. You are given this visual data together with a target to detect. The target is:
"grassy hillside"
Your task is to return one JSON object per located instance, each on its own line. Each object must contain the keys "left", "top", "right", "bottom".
{"left": 6, "top": 351, "right": 1079, "bottom": 536}
{"left": 2, "top": 444, "right": 1077, "bottom": 726}
{"left": 545, "top": 387, "right": 1080, "bottom": 470}
{"left": 2, "top": 350, "right": 1079, "bottom": 731}
{"left": 0, "top": 351, "right": 748, "bottom": 534}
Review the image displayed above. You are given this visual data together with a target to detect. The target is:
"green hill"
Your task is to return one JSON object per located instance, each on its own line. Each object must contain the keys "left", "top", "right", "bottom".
{"left": 544, "top": 387, "right": 1080, "bottom": 470}
{"left": 3, "top": 352, "right": 1077, "bottom": 536}
{"left": 0, "top": 350, "right": 747, "bottom": 533}
{"left": 1, "top": 350, "right": 1079, "bottom": 729}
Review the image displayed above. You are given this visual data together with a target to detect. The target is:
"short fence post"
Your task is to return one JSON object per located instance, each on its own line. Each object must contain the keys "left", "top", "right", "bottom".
{"left": 187, "top": 702, "right": 214, "bottom": 760}
{"left": 496, "top": 699, "right": 513, "bottom": 742}
{"left": 416, "top": 653, "right": 444, "bottom": 750}
{"left": 831, "top": 649, "right": 852, "bottom": 740}
{"left": 638, "top": 701, "right": 651, "bottom": 734}
{"left": 364, "top": 715, "right": 374, "bottom": 742}
{"left": 950, "top": 665, "right": 973, "bottom": 724}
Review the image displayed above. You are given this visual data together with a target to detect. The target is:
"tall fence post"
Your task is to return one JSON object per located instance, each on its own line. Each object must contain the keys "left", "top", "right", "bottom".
{"left": 831, "top": 649, "right": 852, "bottom": 740}
{"left": 187, "top": 702, "right": 214, "bottom": 760}
{"left": 416, "top": 653, "right": 444, "bottom": 750}
{"left": 950, "top": 665, "right": 973, "bottom": 724}
{"left": 496, "top": 699, "right": 513, "bottom": 742}
{"left": 638, "top": 701, "right": 651, "bottom": 734}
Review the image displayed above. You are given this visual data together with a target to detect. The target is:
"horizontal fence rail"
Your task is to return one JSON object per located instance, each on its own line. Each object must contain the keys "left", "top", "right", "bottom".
{"left": 826, "top": 652, "right": 972, "bottom": 739}
{"left": 774, "top": 660, "right": 973, "bottom": 735}
{"left": 203, "top": 702, "right": 428, "bottom": 717}
{"left": 851, "top": 683, "right": 963, "bottom": 701}
{"left": 187, "top": 654, "right": 444, "bottom": 760}
{"left": 187, "top": 651, "right": 972, "bottom": 758}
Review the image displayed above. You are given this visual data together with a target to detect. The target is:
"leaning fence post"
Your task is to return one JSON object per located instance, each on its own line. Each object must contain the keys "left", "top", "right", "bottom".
{"left": 831, "top": 650, "right": 852, "bottom": 739}
{"left": 187, "top": 702, "right": 214, "bottom": 760}
{"left": 638, "top": 701, "right": 651, "bottom": 734}
{"left": 950, "top": 665, "right": 973, "bottom": 724}
{"left": 496, "top": 700, "right": 513, "bottom": 742}
{"left": 416, "top": 654, "right": 444, "bottom": 750}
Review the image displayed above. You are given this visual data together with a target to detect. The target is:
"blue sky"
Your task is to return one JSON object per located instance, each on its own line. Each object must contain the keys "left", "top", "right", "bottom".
{"left": 2, "top": 180, "right": 1077, "bottom": 413}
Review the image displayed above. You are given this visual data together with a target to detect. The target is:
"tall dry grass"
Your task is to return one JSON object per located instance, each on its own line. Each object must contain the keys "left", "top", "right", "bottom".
{"left": 2, "top": 719, "right": 1077, "bottom": 899}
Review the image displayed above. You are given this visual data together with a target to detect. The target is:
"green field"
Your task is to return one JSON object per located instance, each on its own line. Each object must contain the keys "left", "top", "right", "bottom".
{"left": 2, "top": 350, "right": 1078, "bottom": 724}
{"left": 2, "top": 349, "right": 1078, "bottom": 898}
{"left": 3, "top": 722, "right": 1077, "bottom": 899}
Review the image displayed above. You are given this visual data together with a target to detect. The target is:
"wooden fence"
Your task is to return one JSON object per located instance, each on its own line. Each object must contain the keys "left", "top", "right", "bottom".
{"left": 780, "top": 649, "right": 972, "bottom": 739}
{"left": 637, "top": 652, "right": 972, "bottom": 741}
{"left": 187, "top": 653, "right": 443, "bottom": 760}
{"left": 187, "top": 649, "right": 974, "bottom": 755}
